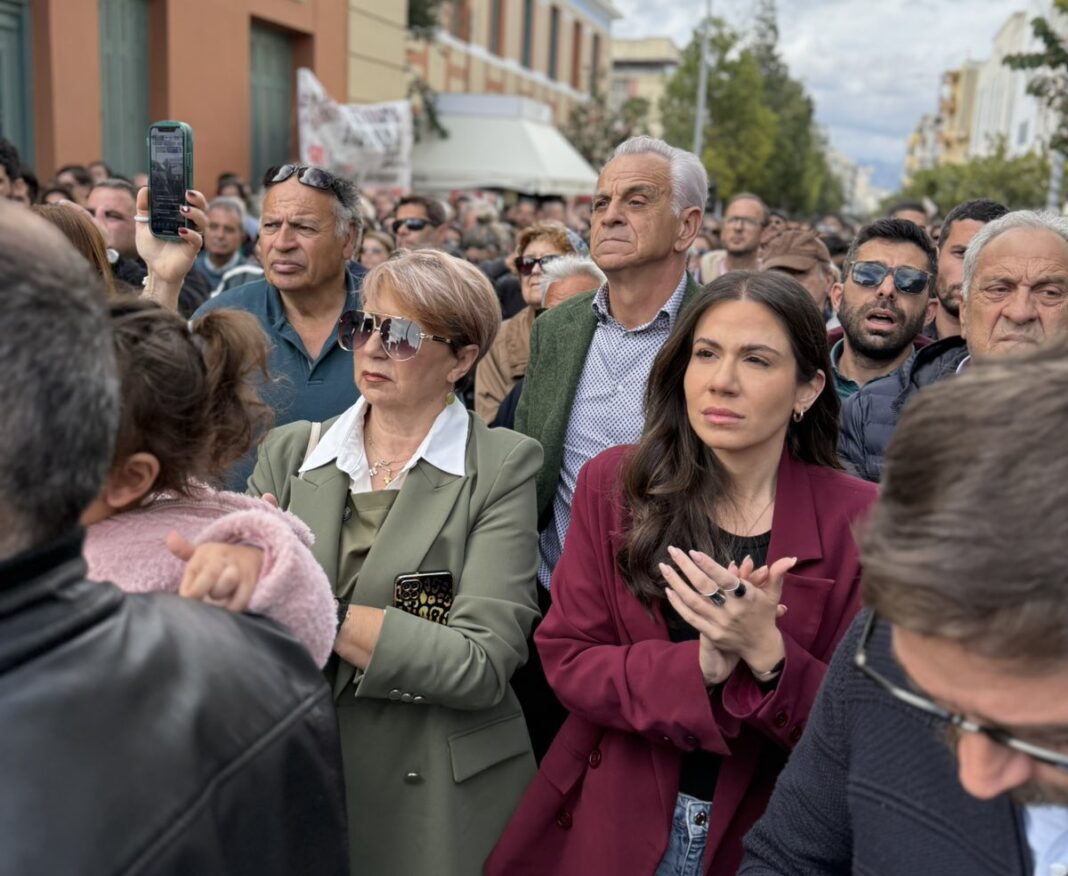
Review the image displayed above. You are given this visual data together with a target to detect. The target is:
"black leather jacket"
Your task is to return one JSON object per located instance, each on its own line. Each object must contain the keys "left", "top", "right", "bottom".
{"left": 0, "top": 529, "right": 349, "bottom": 875}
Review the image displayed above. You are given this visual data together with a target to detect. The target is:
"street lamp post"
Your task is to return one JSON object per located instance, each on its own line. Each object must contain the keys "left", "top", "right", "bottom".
{"left": 692, "top": 0, "right": 712, "bottom": 158}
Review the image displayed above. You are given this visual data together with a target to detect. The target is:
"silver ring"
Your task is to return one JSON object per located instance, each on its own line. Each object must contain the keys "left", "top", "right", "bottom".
{"left": 707, "top": 590, "right": 726, "bottom": 606}
{"left": 133, "top": 214, "right": 150, "bottom": 223}
{"left": 719, "top": 576, "right": 743, "bottom": 594}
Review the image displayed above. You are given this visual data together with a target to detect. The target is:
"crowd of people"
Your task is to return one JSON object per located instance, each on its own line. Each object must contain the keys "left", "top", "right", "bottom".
{"left": 2, "top": 124, "right": 1068, "bottom": 876}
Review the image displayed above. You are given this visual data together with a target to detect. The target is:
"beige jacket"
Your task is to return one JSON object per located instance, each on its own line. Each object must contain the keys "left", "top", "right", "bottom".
{"left": 475, "top": 305, "right": 537, "bottom": 423}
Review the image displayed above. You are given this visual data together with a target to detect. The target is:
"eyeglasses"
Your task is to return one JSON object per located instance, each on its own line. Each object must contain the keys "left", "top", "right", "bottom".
{"left": 337, "top": 309, "right": 455, "bottom": 361}
{"left": 854, "top": 611, "right": 1068, "bottom": 773}
{"left": 849, "top": 260, "right": 931, "bottom": 296}
{"left": 391, "top": 217, "right": 431, "bottom": 235}
{"left": 725, "top": 216, "right": 763, "bottom": 228}
{"left": 266, "top": 164, "right": 345, "bottom": 202}
{"left": 516, "top": 254, "right": 563, "bottom": 276}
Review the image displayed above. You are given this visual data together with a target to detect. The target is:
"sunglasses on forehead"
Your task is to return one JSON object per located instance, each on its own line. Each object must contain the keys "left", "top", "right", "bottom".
{"left": 849, "top": 260, "right": 931, "bottom": 296}
{"left": 266, "top": 164, "right": 344, "bottom": 200}
{"left": 338, "top": 310, "right": 455, "bottom": 361}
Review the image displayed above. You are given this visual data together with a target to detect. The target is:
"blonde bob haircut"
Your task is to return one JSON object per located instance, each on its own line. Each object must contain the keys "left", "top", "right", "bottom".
{"left": 361, "top": 249, "right": 502, "bottom": 365}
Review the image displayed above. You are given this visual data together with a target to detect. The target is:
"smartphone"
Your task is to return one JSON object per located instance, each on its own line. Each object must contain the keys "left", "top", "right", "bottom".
{"left": 393, "top": 571, "right": 454, "bottom": 625}
{"left": 146, "top": 121, "right": 194, "bottom": 240}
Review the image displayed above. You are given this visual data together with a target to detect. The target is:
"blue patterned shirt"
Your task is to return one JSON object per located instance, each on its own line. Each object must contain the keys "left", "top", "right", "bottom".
{"left": 537, "top": 272, "right": 690, "bottom": 588}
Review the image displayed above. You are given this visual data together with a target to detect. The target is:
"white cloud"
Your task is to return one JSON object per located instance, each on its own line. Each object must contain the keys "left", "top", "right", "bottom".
{"left": 612, "top": 0, "right": 1027, "bottom": 188}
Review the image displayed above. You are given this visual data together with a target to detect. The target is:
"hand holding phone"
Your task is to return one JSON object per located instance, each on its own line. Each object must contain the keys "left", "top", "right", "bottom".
{"left": 147, "top": 120, "right": 194, "bottom": 240}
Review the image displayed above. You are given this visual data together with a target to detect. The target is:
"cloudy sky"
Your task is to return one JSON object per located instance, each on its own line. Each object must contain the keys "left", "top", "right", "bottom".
{"left": 611, "top": 0, "right": 1029, "bottom": 190}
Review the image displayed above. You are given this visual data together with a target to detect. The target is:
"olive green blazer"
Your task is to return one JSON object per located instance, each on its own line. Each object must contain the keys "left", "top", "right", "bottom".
{"left": 249, "top": 411, "right": 542, "bottom": 876}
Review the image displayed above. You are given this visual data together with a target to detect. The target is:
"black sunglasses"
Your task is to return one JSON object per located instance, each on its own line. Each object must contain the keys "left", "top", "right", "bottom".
{"left": 517, "top": 254, "right": 563, "bottom": 276}
{"left": 391, "top": 217, "right": 431, "bottom": 234}
{"left": 338, "top": 309, "right": 455, "bottom": 361}
{"left": 854, "top": 611, "right": 1068, "bottom": 773}
{"left": 849, "top": 260, "right": 930, "bottom": 296}
{"left": 266, "top": 164, "right": 344, "bottom": 201}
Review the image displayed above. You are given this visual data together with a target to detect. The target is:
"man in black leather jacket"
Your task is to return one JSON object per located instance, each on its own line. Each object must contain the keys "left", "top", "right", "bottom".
{"left": 0, "top": 203, "right": 348, "bottom": 874}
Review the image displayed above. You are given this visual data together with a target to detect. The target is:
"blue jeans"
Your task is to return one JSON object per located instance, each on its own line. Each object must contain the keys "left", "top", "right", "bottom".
{"left": 653, "top": 792, "right": 711, "bottom": 876}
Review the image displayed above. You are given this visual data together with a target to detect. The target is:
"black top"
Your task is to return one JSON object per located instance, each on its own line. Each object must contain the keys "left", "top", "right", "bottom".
{"left": 662, "top": 530, "right": 772, "bottom": 802}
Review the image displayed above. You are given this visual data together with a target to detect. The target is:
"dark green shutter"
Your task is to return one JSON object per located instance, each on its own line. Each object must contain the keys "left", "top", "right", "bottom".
{"left": 99, "top": 0, "right": 149, "bottom": 177}
{"left": 249, "top": 22, "right": 293, "bottom": 183}
{"left": 0, "top": 0, "right": 33, "bottom": 164}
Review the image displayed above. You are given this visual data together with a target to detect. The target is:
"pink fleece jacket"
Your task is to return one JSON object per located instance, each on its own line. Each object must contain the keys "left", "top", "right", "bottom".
{"left": 84, "top": 487, "right": 336, "bottom": 667}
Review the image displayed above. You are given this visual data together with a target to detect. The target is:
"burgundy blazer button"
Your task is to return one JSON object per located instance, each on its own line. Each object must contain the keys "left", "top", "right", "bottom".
{"left": 684, "top": 734, "right": 699, "bottom": 747}
{"left": 773, "top": 711, "right": 789, "bottom": 728}
{"left": 789, "top": 724, "right": 805, "bottom": 743}
{"left": 555, "top": 809, "right": 573, "bottom": 830}
{"left": 588, "top": 748, "right": 602, "bottom": 768}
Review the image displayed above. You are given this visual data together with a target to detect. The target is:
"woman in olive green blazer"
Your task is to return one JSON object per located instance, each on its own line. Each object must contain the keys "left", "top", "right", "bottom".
{"left": 249, "top": 251, "right": 542, "bottom": 875}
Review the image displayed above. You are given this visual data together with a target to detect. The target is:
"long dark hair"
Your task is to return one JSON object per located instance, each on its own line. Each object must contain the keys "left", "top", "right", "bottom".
{"left": 617, "top": 271, "right": 840, "bottom": 606}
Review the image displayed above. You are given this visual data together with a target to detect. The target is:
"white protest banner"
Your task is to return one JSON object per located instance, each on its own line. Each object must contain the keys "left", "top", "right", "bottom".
{"left": 297, "top": 68, "right": 412, "bottom": 191}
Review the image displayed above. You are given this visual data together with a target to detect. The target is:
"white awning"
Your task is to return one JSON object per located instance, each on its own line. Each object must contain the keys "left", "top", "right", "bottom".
{"left": 410, "top": 94, "right": 598, "bottom": 197}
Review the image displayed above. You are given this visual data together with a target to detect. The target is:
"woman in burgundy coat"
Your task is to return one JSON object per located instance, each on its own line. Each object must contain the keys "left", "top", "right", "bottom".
{"left": 487, "top": 272, "right": 877, "bottom": 876}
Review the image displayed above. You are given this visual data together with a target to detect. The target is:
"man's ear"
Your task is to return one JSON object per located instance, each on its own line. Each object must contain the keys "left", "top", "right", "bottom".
{"left": 342, "top": 222, "right": 360, "bottom": 261}
{"left": 675, "top": 206, "right": 703, "bottom": 253}
{"left": 830, "top": 282, "right": 844, "bottom": 314}
{"left": 103, "top": 452, "right": 162, "bottom": 511}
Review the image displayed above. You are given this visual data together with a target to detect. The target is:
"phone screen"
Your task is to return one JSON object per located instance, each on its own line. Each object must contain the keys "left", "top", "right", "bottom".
{"left": 148, "top": 127, "right": 187, "bottom": 237}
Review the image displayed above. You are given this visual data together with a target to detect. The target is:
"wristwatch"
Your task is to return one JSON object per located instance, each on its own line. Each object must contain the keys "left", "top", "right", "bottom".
{"left": 751, "top": 657, "right": 785, "bottom": 683}
{"left": 334, "top": 598, "right": 350, "bottom": 635}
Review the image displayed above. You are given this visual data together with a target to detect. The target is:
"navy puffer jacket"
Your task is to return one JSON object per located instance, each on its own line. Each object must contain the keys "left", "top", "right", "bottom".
{"left": 838, "top": 336, "right": 969, "bottom": 482}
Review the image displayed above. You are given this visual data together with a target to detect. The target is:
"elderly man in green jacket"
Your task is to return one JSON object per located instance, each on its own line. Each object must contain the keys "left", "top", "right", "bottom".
{"left": 512, "top": 135, "right": 706, "bottom": 758}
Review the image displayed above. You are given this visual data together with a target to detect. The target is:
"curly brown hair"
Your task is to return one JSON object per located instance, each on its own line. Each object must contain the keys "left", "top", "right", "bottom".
{"left": 108, "top": 299, "right": 273, "bottom": 493}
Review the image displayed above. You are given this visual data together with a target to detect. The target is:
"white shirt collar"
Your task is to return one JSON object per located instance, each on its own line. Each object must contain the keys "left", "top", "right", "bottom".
{"left": 298, "top": 396, "right": 469, "bottom": 492}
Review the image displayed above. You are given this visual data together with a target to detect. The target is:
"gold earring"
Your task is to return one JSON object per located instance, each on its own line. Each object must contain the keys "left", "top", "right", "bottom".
{"left": 793, "top": 408, "right": 804, "bottom": 423}
{"left": 446, "top": 390, "right": 456, "bottom": 405}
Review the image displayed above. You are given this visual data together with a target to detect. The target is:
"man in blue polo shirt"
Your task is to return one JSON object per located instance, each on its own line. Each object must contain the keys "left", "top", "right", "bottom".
{"left": 194, "top": 164, "right": 363, "bottom": 487}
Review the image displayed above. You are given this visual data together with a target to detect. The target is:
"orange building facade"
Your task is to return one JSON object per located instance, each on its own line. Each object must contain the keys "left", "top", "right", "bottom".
{"left": 19, "top": 0, "right": 346, "bottom": 192}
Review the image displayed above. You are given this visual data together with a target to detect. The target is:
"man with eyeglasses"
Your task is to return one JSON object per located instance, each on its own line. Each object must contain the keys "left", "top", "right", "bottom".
{"left": 840, "top": 209, "right": 1068, "bottom": 482}
{"left": 828, "top": 218, "right": 937, "bottom": 401}
{"left": 193, "top": 164, "right": 363, "bottom": 488}
{"left": 741, "top": 342, "right": 1068, "bottom": 876}
{"left": 698, "top": 192, "right": 767, "bottom": 282}
{"left": 392, "top": 194, "right": 445, "bottom": 250}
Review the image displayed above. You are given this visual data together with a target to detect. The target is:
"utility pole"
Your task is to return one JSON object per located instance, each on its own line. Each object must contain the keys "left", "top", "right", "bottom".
{"left": 1048, "top": 150, "right": 1064, "bottom": 213}
{"left": 692, "top": 0, "right": 712, "bottom": 158}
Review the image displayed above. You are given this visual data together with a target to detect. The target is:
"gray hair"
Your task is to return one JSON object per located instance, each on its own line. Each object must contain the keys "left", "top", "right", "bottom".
{"left": 207, "top": 195, "right": 246, "bottom": 226}
{"left": 540, "top": 255, "right": 606, "bottom": 305}
{"left": 0, "top": 203, "right": 120, "bottom": 556}
{"left": 963, "top": 210, "right": 1068, "bottom": 300}
{"left": 330, "top": 175, "right": 363, "bottom": 243}
{"left": 609, "top": 136, "right": 708, "bottom": 216}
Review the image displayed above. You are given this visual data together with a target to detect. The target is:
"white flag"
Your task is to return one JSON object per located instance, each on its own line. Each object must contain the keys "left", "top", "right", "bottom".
{"left": 297, "top": 68, "right": 412, "bottom": 191}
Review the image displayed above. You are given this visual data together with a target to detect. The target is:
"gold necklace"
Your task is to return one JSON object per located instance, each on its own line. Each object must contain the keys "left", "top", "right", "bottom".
{"left": 365, "top": 434, "right": 418, "bottom": 487}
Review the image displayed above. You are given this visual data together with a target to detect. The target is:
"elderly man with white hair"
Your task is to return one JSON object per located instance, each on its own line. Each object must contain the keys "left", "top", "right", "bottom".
{"left": 839, "top": 209, "right": 1068, "bottom": 482}
{"left": 509, "top": 135, "right": 706, "bottom": 759}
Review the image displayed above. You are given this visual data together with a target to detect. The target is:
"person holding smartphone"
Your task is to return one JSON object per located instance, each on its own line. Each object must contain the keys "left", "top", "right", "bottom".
{"left": 248, "top": 249, "right": 542, "bottom": 876}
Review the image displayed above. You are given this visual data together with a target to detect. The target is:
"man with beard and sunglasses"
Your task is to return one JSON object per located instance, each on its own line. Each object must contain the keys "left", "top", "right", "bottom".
{"left": 741, "top": 341, "right": 1068, "bottom": 876}
{"left": 839, "top": 210, "right": 1068, "bottom": 482}
{"left": 392, "top": 194, "right": 446, "bottom": 250}
{"left": 926, "top": 198, "right": 1009, "bottom": 340}
{"left": 828, "top": 218, "right": 937, "bottom": 402}
{"left": 193, "top": 164, "right": 363, "bottom": 488}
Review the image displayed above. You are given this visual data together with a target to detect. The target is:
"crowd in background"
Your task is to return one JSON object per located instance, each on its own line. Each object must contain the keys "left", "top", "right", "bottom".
{"left": 2, "top": 123, "right": 1068, "bottom": 876}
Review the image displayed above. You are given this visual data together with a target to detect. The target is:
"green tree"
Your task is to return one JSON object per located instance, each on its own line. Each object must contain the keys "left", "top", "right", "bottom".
{"left": 885, "top": 141, "right": 1049, "bottom": 211}
{"left": 660, "top": 11, "right": 842, "bottom": 214}
{"left": 660, "top": 20, "right": 776, "bottom": 199}
{"left": 562, "top": 90, "right": 651, "bottom": 168}
{"left": 1004, "top": 0, "right": 1068, "bottom": 154}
